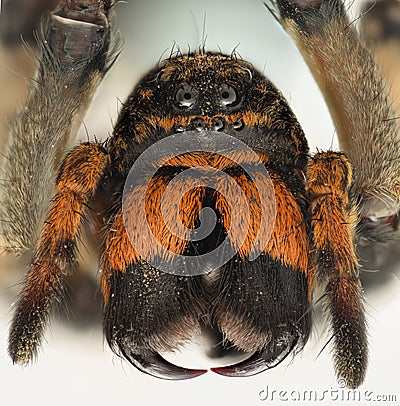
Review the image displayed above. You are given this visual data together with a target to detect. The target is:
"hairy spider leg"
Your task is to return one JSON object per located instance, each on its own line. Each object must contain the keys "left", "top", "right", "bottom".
{"left": 8, "top": 143, "right": 110, "bottom": 364}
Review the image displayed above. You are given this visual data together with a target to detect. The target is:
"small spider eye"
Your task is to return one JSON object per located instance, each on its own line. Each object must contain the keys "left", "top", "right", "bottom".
{"left": 175, "top": 84, "right": 197, "bottom": 108}
{"left": 219, "top": 84, "right": 239, "bottom": 107}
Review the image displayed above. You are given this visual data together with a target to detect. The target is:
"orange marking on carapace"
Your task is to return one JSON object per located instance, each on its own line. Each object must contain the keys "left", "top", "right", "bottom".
{"left": 142, "top": 111, "right": 273, "bottom": 139}
{"left": 102, "top": 173, "right": 208, "bottom": 269}
{"left": 267, "top": 178, "right": 310, "bottom": 276}
{"left": 215, "top": 173, "right": 310, "bottom": 278}
{"left": 101, "top": 174, "right": 206, "bottom": 304}
{"left": 101, "top": 208, "right": 140, "bottom": 303}
{"left": 150, "top": 150, "right": 269, "bottom": 172}
{"left": 102, "top": 150, "right": 311, "bottom": 301}
{"left": 215, "top": 171, "right": 263, "bottom": 258}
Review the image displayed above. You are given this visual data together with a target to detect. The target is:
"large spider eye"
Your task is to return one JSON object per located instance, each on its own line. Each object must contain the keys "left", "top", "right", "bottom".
{"left": 174, "top": 84, "right": 197, "bottom": 109}
{"left": 219, "top": 84, "right": 239, "bottom": 107}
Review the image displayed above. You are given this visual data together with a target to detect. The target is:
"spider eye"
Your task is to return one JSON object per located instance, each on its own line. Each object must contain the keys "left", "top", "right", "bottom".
{"left": 175, "top": 84, "right": 197, "bottom": 108}
{"left": 219, "top": 84, "right": 239, "bottom": 107}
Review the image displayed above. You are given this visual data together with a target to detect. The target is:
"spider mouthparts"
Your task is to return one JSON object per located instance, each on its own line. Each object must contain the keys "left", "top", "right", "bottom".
{"left": 210, "top": 334, "right": 299, "bottom": 377}
{"left": 121, "top": 348, "right": 207, "bottom": 380}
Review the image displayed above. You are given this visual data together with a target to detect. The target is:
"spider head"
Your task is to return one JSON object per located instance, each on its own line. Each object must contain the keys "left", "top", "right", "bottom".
{"left": 111, "top": 52, "right": 309, "bottom": 173}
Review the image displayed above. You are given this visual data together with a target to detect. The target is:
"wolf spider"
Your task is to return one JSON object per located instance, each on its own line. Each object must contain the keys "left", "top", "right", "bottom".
{"left": 1, "top": 0, "right": 399, "bottom": 390}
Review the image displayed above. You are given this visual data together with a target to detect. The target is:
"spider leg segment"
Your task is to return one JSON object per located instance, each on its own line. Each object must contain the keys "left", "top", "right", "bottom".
{"left": 357, "top": 0, "right": 400, "bottom": 269}
{"left": 361, "top": 0, "right": 400, "bottom": 117}
{"left": 270, "top": 0, "right": 400, "bottom": 228}
{"left": 1, "top": 0, "right": 115, "bottom": 254}
{"left": 8, "top": 143, "right": 110, "bottom": 364}
{"left": 307, "top": 151, "right": 367, "bottom": 389}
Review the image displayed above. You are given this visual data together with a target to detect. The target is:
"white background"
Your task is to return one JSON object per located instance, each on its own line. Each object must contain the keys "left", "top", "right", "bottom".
{"left": 1, "top": 0, "right": 399, "bottom": 405}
